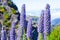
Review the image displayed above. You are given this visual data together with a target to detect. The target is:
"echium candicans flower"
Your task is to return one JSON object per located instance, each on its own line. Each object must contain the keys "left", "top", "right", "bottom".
{"left": 37, "top": 10, "right": 44, "bottom": 40}
{"left": 26, "top": 17, "right": 32, "bottom": 40}
{"left": 10, "top": 20, "right": 16, "bottom": 40}
{"left": 44, "top": 4, "right": 51, "bottom": 40}
{"left": 1, "top": 27, "right": 7, "bottom": 40}
{"left": 38, "top": 10, "right": 44, "bottom": 33}
{"left": 20, "top": 4, "right": 26, "bottom": 28}
{"left": 17, "top": 4, "right": 26, "bottom": 40}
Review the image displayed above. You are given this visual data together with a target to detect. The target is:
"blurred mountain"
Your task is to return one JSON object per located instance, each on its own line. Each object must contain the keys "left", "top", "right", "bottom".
{"left": 26, "top": 15, "right": 39, "bottom": 27}
{"left": 52, "top": 18, "right": 60, "bottom": 26}
{"left": 26, "top": 15, "right": 39, "bottom": 22}
{"left": 27, "top": 15, "right": 60, "bottom": 27}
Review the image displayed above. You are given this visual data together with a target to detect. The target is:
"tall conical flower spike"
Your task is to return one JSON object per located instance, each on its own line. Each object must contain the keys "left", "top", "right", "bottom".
{"left": 20, "top": 4, "right": 26, "bottom": 28}
{"left": 44, "top": 4, "right": 51, "bottom": 40}
{"left": 38, "top": 10, "right": 44, "bottom": 33}
{"left": 27, "top": 17, "right": 32, "bottom": 40}
{"left": 37, "top": 10, "right": 44, "bottom": 40}
{"left": 17, "top": 4, "right": 26, "bottom": 40}
{"left": 1, "top": 27, "right": 7, "bottom": 40}
{"left": 10, "top": 18, "right": 16, "bottom": 40}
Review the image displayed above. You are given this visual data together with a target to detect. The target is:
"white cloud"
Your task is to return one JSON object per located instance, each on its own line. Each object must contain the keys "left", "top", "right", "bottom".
{"left": 12, "top": 0, "right": 60, "bottom": 21}
{"left": 51, "top": 11, "right": 60, "bottom": 21}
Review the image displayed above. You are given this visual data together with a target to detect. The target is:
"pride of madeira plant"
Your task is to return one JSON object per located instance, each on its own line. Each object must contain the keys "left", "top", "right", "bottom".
{"left": 37, "top": 10, "right": 44, "bottom": 40}
{"left": 17, "top": 4, "right": 26, "bottom": 40}
{"left": 1, "top": 27, "right": 7, "bottom": 40}
{"left": 0, "top": 0, "right": 52, "bottom": 40}
{"left": 44, "top": 4, "right": 51, "bottom": 40}
{"left": 27, "top": 17, "right": 32, "bottom": 40}
{"left": 10, "top": 15, "right": 16, "bottom": 40}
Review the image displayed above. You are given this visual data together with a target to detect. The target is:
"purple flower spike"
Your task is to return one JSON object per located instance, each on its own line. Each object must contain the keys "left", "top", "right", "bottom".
{"left": 26, "top": 17, "right": 32, "bottom": 40}
{"left": 10, "top": 21, "right": 16, "bottom": 40}
{"left": 1, "top": 27, "right": 7, "bottom": 40}
{"left": 17, "top": 4, "right": 26, "bottom": 40}
{"left": 37, "top": 10, "right": 44, "bottom": 40}
{"left": 20, "top": 4, "right": 26, "bottom": 28}
{"left": 44, "top": 4, "right": 51, "bottom": 40}
{"left": 38, "top": 10, "right": 44, "bottom": 33}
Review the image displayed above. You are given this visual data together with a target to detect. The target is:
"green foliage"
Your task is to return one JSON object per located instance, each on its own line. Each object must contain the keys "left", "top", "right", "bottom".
{"left": 0, "top": 6, "right": 5, "bottom": 12}
{"left": 8, "top": 0, "right": 12, "bottom": 4}
{"left": 38, "top": 33, "right": 43, "bottom": 40}
{"left": 8, "top": 0, "right": 18, "bottom": 10}
{"left": 3, "top": 20, "right": 11, "bottom": 27}
{"left": 11, "top": 8, "right": 16, "bottom": 14}
{"left": 47, "top": 25, "right": 60, "bottom": 40}
{"left": 23, "top": 29, "right": 27, "bottom": 40}
{"left": 0, "top": 0, "right": 18, "bottom": 28}
{"left": 15, "top": 25, "right": 18, "bottom": 29}
{"left": 4, "top": 12, "right": 9, "bottom": 19}
{"left": 28, "top": 38, "right": 30, "bottom": 40}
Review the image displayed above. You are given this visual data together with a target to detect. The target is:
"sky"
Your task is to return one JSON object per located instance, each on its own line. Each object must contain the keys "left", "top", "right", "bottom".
{"left": 12, "top": 0, "right": 60, "bottom": 21}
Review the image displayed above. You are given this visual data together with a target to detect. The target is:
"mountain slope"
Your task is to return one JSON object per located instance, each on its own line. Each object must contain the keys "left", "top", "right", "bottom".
{"left": 52, "top": 18, "right": 60, "bottom": 26}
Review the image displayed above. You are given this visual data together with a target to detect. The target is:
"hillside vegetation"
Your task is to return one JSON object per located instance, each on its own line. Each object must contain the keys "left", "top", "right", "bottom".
{"left": 47, "top": 25, "right": 60, "bottom": 40}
